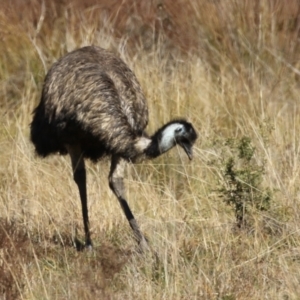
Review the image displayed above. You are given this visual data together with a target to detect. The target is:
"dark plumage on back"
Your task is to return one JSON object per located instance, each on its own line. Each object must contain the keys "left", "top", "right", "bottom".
{"left": 30, "top": 46, "right": 197, "bottom": 250}
{"left": 31, "top": 46, "right": 148, "bottom": 161}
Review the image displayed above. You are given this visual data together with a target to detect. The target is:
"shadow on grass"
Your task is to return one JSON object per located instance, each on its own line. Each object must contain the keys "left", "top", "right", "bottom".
{"left": 0, "top": 219, "right": 130, "bottom": 299}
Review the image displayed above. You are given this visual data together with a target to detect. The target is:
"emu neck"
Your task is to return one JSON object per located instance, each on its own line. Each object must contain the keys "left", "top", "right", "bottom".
{"left": 143, "top": 124, "right": 177, "bottom": 159}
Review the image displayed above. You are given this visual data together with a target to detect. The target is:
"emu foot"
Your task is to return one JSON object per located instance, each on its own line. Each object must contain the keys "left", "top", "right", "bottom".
{"left": 73, "top": 237, "right": 93, "bottom": 251}
{"left": 138, "top": 236, "right": 150, "bottom": 253}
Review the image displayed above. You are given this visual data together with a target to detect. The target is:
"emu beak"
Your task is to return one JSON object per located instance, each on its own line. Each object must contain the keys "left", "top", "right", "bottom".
{"left": 181, "top": 142, "right": 193, "bottom": 160}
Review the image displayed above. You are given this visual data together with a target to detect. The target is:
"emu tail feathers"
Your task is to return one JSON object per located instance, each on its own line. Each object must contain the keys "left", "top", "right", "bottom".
{"left": 30, "top": 105, "right": 65, "bottom": 157}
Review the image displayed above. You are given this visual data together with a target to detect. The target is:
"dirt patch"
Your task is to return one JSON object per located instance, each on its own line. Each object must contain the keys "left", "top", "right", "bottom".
{"left": 0, "top": 219, "right": 129, "bottom": 299}
{"left": 0, "top": 220, "right": 32, "bottom": 300}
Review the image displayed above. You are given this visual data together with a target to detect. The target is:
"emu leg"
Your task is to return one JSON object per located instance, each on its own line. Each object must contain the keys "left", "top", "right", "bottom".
{"left": 67, "top": 145, "right": 92, "bottom": 248}
{"left": 109, "top": 155, "right": 147, "bottom": 247}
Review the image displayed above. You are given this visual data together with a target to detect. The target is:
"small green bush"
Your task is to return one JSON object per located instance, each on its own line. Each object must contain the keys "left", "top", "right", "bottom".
{"left": 218, "top": 137, "right": 272, "bottom": 228}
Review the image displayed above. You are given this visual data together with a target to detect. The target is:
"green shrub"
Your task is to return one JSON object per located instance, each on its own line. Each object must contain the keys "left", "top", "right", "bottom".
{"left": 218, "top": 137, "right": 272, "bottom": 228}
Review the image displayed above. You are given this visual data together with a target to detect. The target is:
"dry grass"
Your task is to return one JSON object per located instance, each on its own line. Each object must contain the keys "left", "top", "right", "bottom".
{"left": 1, "top": 0, "right": 300, "bottom": 299}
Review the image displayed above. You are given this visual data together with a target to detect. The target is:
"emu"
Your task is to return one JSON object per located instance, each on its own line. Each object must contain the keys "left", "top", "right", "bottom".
{"left": 30, "top": 46, "right": 197, "bottom": 249}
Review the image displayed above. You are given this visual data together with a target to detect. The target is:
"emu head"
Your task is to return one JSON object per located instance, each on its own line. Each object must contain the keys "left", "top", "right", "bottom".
{"left": 143, "top": 120, "right": 198, "bottom": 160}
{"left": 159, "top": 120, "right": 197, "bottom": 160}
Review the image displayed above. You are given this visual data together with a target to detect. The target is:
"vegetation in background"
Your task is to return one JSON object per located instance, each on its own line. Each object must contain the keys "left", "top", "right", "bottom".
{"left": 218, "top": 137, "right": 272, "bottom": 228}
{"left": 1, "top": 0, "right": 300, "bottom": 299}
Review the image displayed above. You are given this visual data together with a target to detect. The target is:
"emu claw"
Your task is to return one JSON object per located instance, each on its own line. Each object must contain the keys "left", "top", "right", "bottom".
{"left": 137, "top": 237, "right": 150, "bottom": 254}
{"left": 73, "top": 237, "right": 93, "bottom": 251}
{"left": 85, "top": 243, "right": 93, "bottom": 251}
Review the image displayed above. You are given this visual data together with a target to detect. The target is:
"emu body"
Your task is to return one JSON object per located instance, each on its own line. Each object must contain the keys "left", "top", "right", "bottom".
{"left": 31, "top": 46, "right": 197, "bottom": 248}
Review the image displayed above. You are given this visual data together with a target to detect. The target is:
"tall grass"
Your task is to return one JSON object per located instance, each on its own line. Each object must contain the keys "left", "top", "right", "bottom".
{"left": 1, "top": 0, "right": 300, "bottom": 299}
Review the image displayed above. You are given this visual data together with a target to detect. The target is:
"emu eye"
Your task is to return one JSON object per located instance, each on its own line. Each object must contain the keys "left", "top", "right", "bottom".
{"left": 175, "top": 127, "right": 183, "bottom": 134}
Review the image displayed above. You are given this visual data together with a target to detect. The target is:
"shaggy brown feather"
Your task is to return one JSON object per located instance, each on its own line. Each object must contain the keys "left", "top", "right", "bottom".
{"left": 31, "top": 46, "right": 148, "bottom": 161}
